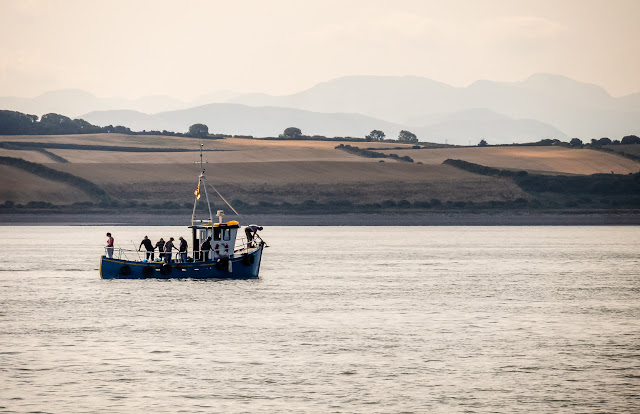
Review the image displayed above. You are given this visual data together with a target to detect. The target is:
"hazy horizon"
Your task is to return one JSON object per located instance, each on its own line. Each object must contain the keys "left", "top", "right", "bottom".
{"left": 3, "top": 72, "right": 632, "bottom": 103}
{"left": 1, "top": 0, "right": 639, "bottom": 100}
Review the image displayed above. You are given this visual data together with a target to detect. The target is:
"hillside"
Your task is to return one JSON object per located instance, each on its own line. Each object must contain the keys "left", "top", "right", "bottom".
{"left": 1, "top": 134, "right": 638, "bottom": 214}
{"left": 49, "top": 161, "right": 526, "bottom": 207}
{"left": 0, "top": 164, "right": 93, "bottom": 204}
{"left": 376, "top": 146, "right": 640, "bottom": 175}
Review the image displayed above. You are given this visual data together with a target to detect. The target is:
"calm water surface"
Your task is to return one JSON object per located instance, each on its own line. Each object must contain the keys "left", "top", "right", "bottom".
{"left": 0, "top": 226, "right": 639, "bottom": 413}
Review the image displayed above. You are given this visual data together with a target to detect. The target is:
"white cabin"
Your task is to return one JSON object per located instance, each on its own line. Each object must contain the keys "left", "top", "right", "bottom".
{"left": 190, "top": 214, "right": 240, "bottom": 260}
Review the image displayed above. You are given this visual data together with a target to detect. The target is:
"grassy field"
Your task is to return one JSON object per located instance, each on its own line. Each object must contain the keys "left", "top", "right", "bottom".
{"left": 1, "top": 133, "right": 197, "bottom": 148}
{"left": 0, "top": 165, "right": 93, "bottom": 204}
{"left": 378, "top": 146, "right": 640, "bottom": 175}
{"left": 0, "top": 149, "right": 55, "bottom": 164}
{"left": 48, "top": 161, "right": 526, "bottom": 205}
{"left": 1, "top": 134, "right": 639, "bottom": 209}
{"left": 601, "top": 144, "right": 640, "bottom": 158}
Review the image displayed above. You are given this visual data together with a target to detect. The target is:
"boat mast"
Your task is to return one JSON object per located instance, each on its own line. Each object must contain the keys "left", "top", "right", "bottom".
{"left": 191, "top": 143, "right": 214, "bottom": 225}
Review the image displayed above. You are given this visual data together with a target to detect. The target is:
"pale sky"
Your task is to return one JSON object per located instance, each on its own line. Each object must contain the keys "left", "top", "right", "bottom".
{"left": 1, "top": 0, "right": 639, "bottom": 100}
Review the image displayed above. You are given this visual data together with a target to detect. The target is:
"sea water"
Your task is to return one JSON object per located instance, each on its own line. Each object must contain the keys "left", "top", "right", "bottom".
{"left": 0, "top": 226, "right": 639, "bottom": 413}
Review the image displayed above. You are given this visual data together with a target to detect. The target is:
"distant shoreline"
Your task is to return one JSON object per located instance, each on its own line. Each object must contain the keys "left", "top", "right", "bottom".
{"left": 1, "top": 212, "right": 639, "bottom": 226}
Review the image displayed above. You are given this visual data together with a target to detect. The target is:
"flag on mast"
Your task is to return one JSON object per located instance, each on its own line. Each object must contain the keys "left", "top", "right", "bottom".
{"left": 194, "top": 182, "right": 201, "bottom": 200}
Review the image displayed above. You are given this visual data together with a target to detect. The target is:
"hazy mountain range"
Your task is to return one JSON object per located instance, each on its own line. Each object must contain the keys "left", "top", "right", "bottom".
{"left": 78, "top": 105, "right": 566, "bottom": 146}
{"left": 1, "top": 74, "right": 638, "bottom": 145}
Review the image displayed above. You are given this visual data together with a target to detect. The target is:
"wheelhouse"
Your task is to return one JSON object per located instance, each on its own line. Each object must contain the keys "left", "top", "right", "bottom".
{"left": 190, "top": 214, "right": 240, "bottom": 260}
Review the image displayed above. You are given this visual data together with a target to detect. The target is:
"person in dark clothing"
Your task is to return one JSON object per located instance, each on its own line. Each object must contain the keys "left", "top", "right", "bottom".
{"left": 244, "top": 224, "right": 263, "bottom": 248}
{"left": 138, "top": 235, "right": 154, "bottom": 261}
{"left": 200, "top": 236, "right": 212, "bottom": 261}
{"left": 155, "top": 238, "right": 165, "bottom": 261}
{"left": 178, "top": 236, "right": 188, "bottom": 263}
{"left": 163, "top": 237, "right": 175, "bottom": 263}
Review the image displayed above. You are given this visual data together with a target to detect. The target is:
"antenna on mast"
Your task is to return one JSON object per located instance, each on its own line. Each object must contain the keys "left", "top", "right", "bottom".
{"left": 191, "top": 142, "right": 214, "bottom": 225}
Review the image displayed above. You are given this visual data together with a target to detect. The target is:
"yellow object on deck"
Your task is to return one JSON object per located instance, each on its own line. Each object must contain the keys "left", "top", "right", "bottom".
{"left": 213, "top": 220, "right": 240, "bottom": 227}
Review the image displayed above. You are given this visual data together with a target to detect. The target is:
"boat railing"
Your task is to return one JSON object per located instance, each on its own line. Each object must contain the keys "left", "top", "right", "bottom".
{"left": 236, "top": 237, "right": 248, "bottom": 252}
{"left": 105, "top": 237, "right": 261, "bottom": 263}
{"left": 104, "top": 247, "right": 127, "bottom": 260}
{"left": 233, "top": 236, "right": 263, "bottom": 253}
{"left": 104, "top": 247, "right": 200, "bottom": 263}
{"left": 104, "top": 247, "right": 178, "bottom": 262}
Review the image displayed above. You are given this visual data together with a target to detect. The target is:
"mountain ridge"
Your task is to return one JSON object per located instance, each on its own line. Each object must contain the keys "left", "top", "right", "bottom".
{"left": 227, "top": 73, "right": 638, "bottom": 138}
{"left": 79, "top": 103, "right": 567, "bottom": 145}
{"left": 2, "top": 73, "right": 638, "bottom": 142}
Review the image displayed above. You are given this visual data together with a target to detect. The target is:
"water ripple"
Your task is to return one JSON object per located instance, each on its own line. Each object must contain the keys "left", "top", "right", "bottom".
{"left": 0, "top": 226, "right": 639, "bottom": 413}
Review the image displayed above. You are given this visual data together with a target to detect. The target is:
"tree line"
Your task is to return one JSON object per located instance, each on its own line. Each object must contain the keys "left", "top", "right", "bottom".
{"left": 278, "top": 127, "right": 419, "bottom": 143}
{"left": 0, "top": 110, "right": 134, "bottom": 135}
{"left": 0, "top": 110, "right": 213, "bottom": 139}
{"left": 364, "top": 129, "right": 418, "bottom": 143}
{"left": 444, "top": 158, "right": 640, "bottom": 198}
{"left": 0, "top": 141, "right": 214, "bottom": 153}
{"left": 335, "top": 144, "right": 415, "bottom": 162}
{"left": 3, "top": 109, "right": 637, "bottom": 147}
{"left": 477, "top": 136, "right": 640, "bottom": 148}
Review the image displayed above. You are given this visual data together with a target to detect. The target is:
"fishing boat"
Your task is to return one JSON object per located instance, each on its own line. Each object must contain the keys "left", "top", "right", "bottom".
{"left": 99, "top": 145, "right": 266, "bottom": 279}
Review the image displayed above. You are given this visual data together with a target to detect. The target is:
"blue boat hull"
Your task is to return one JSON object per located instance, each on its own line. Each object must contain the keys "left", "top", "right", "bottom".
{"left": 100, "top": 245, "right": 263, "bottom": 280}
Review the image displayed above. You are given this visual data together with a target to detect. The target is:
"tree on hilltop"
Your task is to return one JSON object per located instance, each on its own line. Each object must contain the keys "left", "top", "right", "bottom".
{"left": 188, "top": 123, "right": 209, "bottom": 138}
{"left": 0, "top": 110, "right": 38, "bottom": 135}
{"left": 621, "top": 135, "right": 640, "bottom": 145}
{"left": 590, "top": 137, "right": 615, "bottom": 148}
{"left": 398, "top": 130, "right": 418, "bottom": 143}
{"left": 366, "top": 130, "right": 385, "bottom": 142}
{"left": 281, "top": 127, "right": 302, "bottom": 139}
{"left": 598, "top": 137, "right": 612, "bottom": 146}
{"left": 39, "top": 113, "right": 80, "bottom": 134}
{"left": 569, "top": 138, "right": 583, "bottom": 147}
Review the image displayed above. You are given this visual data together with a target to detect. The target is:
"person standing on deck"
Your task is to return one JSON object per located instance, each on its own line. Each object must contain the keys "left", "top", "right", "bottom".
{"left": 105, "top": 232, "right": 114, "bottom": 258}
{"left": 138, "top": 236, "right": 154, "bottom": 261}
{"left": 178, "top": 237, "right": 188, "bottom": 263}
{"left": 201, "top": 236, "right": 212, "bottom": 261}
{"left": 155, "top": 238, "right": 165, "bottom": 261}
{"left": 163, "top": 237, "right": 175, "bottom": 263}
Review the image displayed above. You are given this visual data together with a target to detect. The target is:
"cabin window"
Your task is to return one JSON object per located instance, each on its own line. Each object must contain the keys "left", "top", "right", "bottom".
{"left": 213, "top": 228, "right": 221, "bottom": 241}
{"left": 223, "top": 229, "right": 231, "bottom": 241}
